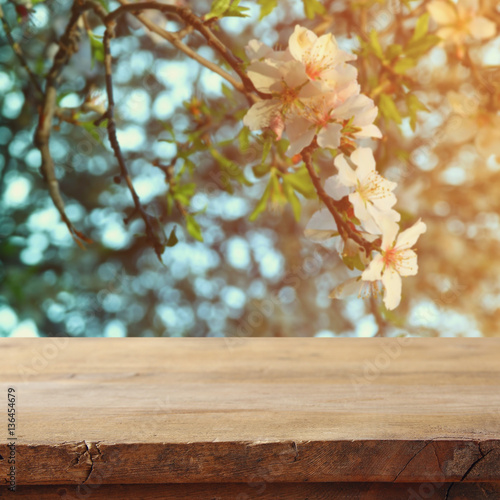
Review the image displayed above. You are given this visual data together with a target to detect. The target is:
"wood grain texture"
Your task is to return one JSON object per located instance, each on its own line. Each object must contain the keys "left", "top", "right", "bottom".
{"left": 0, "top": 338, "right": 499, "bottom": 486}
{"left": 2, "top": 482, "right": 500, "bottom": 500}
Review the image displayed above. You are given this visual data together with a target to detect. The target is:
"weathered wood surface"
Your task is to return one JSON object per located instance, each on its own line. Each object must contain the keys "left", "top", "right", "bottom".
{"left": 0, "top": 338, "right": 499, "bottom": 487}
{"left": 2, "top": 482, "right": 500, "bottom": 499}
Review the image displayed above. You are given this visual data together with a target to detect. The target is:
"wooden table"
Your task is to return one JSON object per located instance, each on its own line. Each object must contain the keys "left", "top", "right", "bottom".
{"left": 0, "top": 338, "right": 499, "bottom": 499}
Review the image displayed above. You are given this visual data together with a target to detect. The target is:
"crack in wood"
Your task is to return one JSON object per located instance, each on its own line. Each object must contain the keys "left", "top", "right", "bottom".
{"left": 444, "top": 441, "right": 492, "bottom": 500}
{"left": 393, "top": 441, "right": 430, "bottom": 482}
{"left": 82, "top": 441, "right": 93, "bottom": 484}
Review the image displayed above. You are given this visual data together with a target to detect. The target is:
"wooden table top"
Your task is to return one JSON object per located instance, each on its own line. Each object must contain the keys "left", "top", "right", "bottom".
{"left": 0, "top": 338, "right": 499, "bottom": 486}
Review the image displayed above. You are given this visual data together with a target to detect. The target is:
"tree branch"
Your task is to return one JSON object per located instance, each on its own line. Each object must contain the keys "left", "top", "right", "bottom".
{"left": 0, "top": 4, "right": 43, "bottom": 96}
{"left": 301, "top": 144, "right": 376, "bottom": 255}
{"left": 102, "top": 20, "right": 165, "bottom": 260}
{"left": 116, "top": 0, "right": 256, "bottom": 104}
{"left": 107, "top": 1, "right": 268, "bottom": 99}
{"left": 33, "top": 1, "right": 92, "bottom": 247}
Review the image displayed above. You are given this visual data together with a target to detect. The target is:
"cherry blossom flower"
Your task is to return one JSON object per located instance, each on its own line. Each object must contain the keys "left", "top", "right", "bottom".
{"left": 332, "top": 148, "right": 400, "bottom": 234}
{"left": 304, "top": 207, "right": 340, "bottom": 243}
{"left": 285, "top": 89, "right": 381, "bottom": 156}
{"left": 288, "top": 25, "right": 357, "bottom": 89}
{"left": 330, "top": 94, "right": 382, "bottom": 141}
{"left": 243, "top": 59, "right": 317, "bottom": 138}
{"left": 362, "top": 218, "right": 427, "bottom": 310}
{"left": 304, "top": 206, "right": 378, "bottom": 265}
{"left": 245, "top": 40, "right": 291, "bottom": 63}
{"left": 427, "top": 0, "right": 496, "bottom": 46}
{"left": 445, "top": 91, "right": 500, "bottom": 161}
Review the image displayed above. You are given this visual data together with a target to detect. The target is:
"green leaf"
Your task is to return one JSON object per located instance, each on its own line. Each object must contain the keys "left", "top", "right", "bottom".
{"left": 270, "top": 172, "right": 287, "bottom": 206}
{"left": 369, "top": 29, "right": 384, "bottom": 60}
{"left": 206, "top": 0, "right": 249, "bottom": 19}
{"left": 342, "top": 253, "right": 365, "bottom": 272}
{"left": 405, "top": 34, "right": 440, "bottom": 58}
{"left": 386, "top": 44, "right": 403, "bottom": 61}
{"left": 80, "top": 120, "right": 104, "bottom": 144}
{"left": 206, "top": 0, "right": 230, "bottom": 19}
{"left": 258, "top": 0, "right": 278, "bottom": 19}
{"left": 166, "top": 227, "right": 179, "bottom": 247}
{"left": 225, "top": 0, "right": 250, "bottom": 17}
{"left": 238, "top": 126, "right": 250, "bottom": 152}
{"left": 285, "top": 167, "right": 316, "bottom": 199}
{"left": 393, "top": 57, "right": 416, "bottom": 74}
{"left": 249, "top": 181, "right": 272, "bottom": 221}
{"left": 173, "top": 183, "right": 196, "bottom": 206}
{"left": 210, "top": 147, "right": 251, "bottom": 193}
{"left": 185, "top": 214, "right": 203, "bottom": 242}
{"left": 88, "top": 33, "right": 104, "bottom": 69}
{"left": 406, "top": 93, "right": 429, "bottom": 131}
{"left": 282, "top": 177, "right": 301, "bottom": 221}
{"left": 303, "top": 0, "right": 326, "bottom": 19}
{"left": 261, "top": 135, "right": 273, "bottom": 163}
{"left": 410, "top": 13, "right": 429, "bottom": 43}
{"left": 379, "top": 94, "right": 402, "bottom": 124}
{"left": 252, "top": 163, "right": 271, "bottom": 178}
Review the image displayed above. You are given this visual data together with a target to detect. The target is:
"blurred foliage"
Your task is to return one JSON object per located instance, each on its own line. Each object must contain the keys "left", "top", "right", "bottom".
{"left": 0, "top": 0, "right": 499, "bottom": 338}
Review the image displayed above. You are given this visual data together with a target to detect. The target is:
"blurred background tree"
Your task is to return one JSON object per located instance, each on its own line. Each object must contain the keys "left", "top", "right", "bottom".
{"left": 0, "top": 0, "right": 499, "bottom": 338}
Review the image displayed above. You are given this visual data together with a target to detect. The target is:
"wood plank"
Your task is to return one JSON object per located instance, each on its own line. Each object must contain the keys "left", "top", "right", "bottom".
{"left": 2, "top": 482, "right": 500, "bottom": 499}
{"left": 0, "top": 338, "right": 499, "bottom": 485}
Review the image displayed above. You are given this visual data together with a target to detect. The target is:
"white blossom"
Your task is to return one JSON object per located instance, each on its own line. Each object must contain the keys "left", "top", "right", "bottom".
{"left": 446, "top": 91, "right": 500, "bottom": 160}
{"left": 362, "top": 218, "right": 427, "bottom": 310}
{"left": 333, "top": 148, "right": 400, "bottom": 234}
{"left": 427, "top": 0, "right": 496, "bottom": 45}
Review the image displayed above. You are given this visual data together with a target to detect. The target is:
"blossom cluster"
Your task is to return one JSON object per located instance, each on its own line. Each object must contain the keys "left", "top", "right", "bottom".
{"left": 244, "top": 26, "right": 426, "bottom": 310}
{"left": 427, "top": 0, "right": 496, "bottom": 48}
{"left": 243, "top": 25, "right": 382, "bottom": 157}
{"left": 305, "top": 147, "right": 426, "bottom": 311}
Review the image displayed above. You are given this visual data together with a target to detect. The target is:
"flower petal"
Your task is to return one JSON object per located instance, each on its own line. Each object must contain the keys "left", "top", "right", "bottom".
{"left": 395, "top": 249, "right": 419, "bottom": 277}
{"left": 285, "top": 116, "right": 316, "bottom": 156}
{"left": 243, "top": 100, "right": 281, "bottom": 131}
{"left": 475, "top": 126, "right": 500, "bottom": 159}
{"left": 283, "top": 60, "right": 310, "bottom": 88}
{"left": 468, "top": 16, "right": 496, "bottom": 40}
{"left": 427, "top": 1, "right": 458, "bottom": 25}
{"left": 246, "top": 61, "right": 283, "bottom": 93}
{"left": 304, "top": 208, "right": 338, "bottom": 241}
{"left": 288, "top": 25, "right": 316, "bottom": 62}
{"left": 350, "top": 191, "right": 371, "bottom": 225}
{"left": 317, "top": 122, "right": 342, "bottom": 149}
{"left": 354, "top": 124, "right": 383, "bottom": 139}
{"left": 351, "top": 147, "right": 376, "bottom": 179}
{"left": 365, "top": 205, "right": 400, "bottom": 235}
{"left": 245, "top": 40, "right": 273, "bottom": 61}
{"left": 334, "top": 154, "right": 357, "bottom": 187}
{"left": 325, "top": 174, "right": 351, "bottom": 200}
{"left": 329, "top": 277, "right": 363, "bottom": 299}
{"left": 381, "top": 267, "right": 402, "bottom": 310}
{"left": 379, "top": 217, "right": 400, "bottom": 250}
{"left": 362, "top": 253, "right": 385, "bottom": 281}
{"left": 395, "top": 219, "right": 427, "bottom": 249}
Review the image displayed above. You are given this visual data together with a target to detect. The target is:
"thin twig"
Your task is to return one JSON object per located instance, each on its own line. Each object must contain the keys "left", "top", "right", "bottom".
{"left": 33, "top": 1, "right": 92, "bottom": 247}
{"left": 116, "top": 0, "right": 255, "bottom": 104}
{"left": 153, "top": 159, "right": 187, "bottom": 217}
{"left": 107, "top": 1, "right": 268, "bottom": 99}
{"left": 102, "top": 20, "right": 165, "bottom": 260}
{"left": 0, "top": 4, "right": 43, "bottom": 96}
